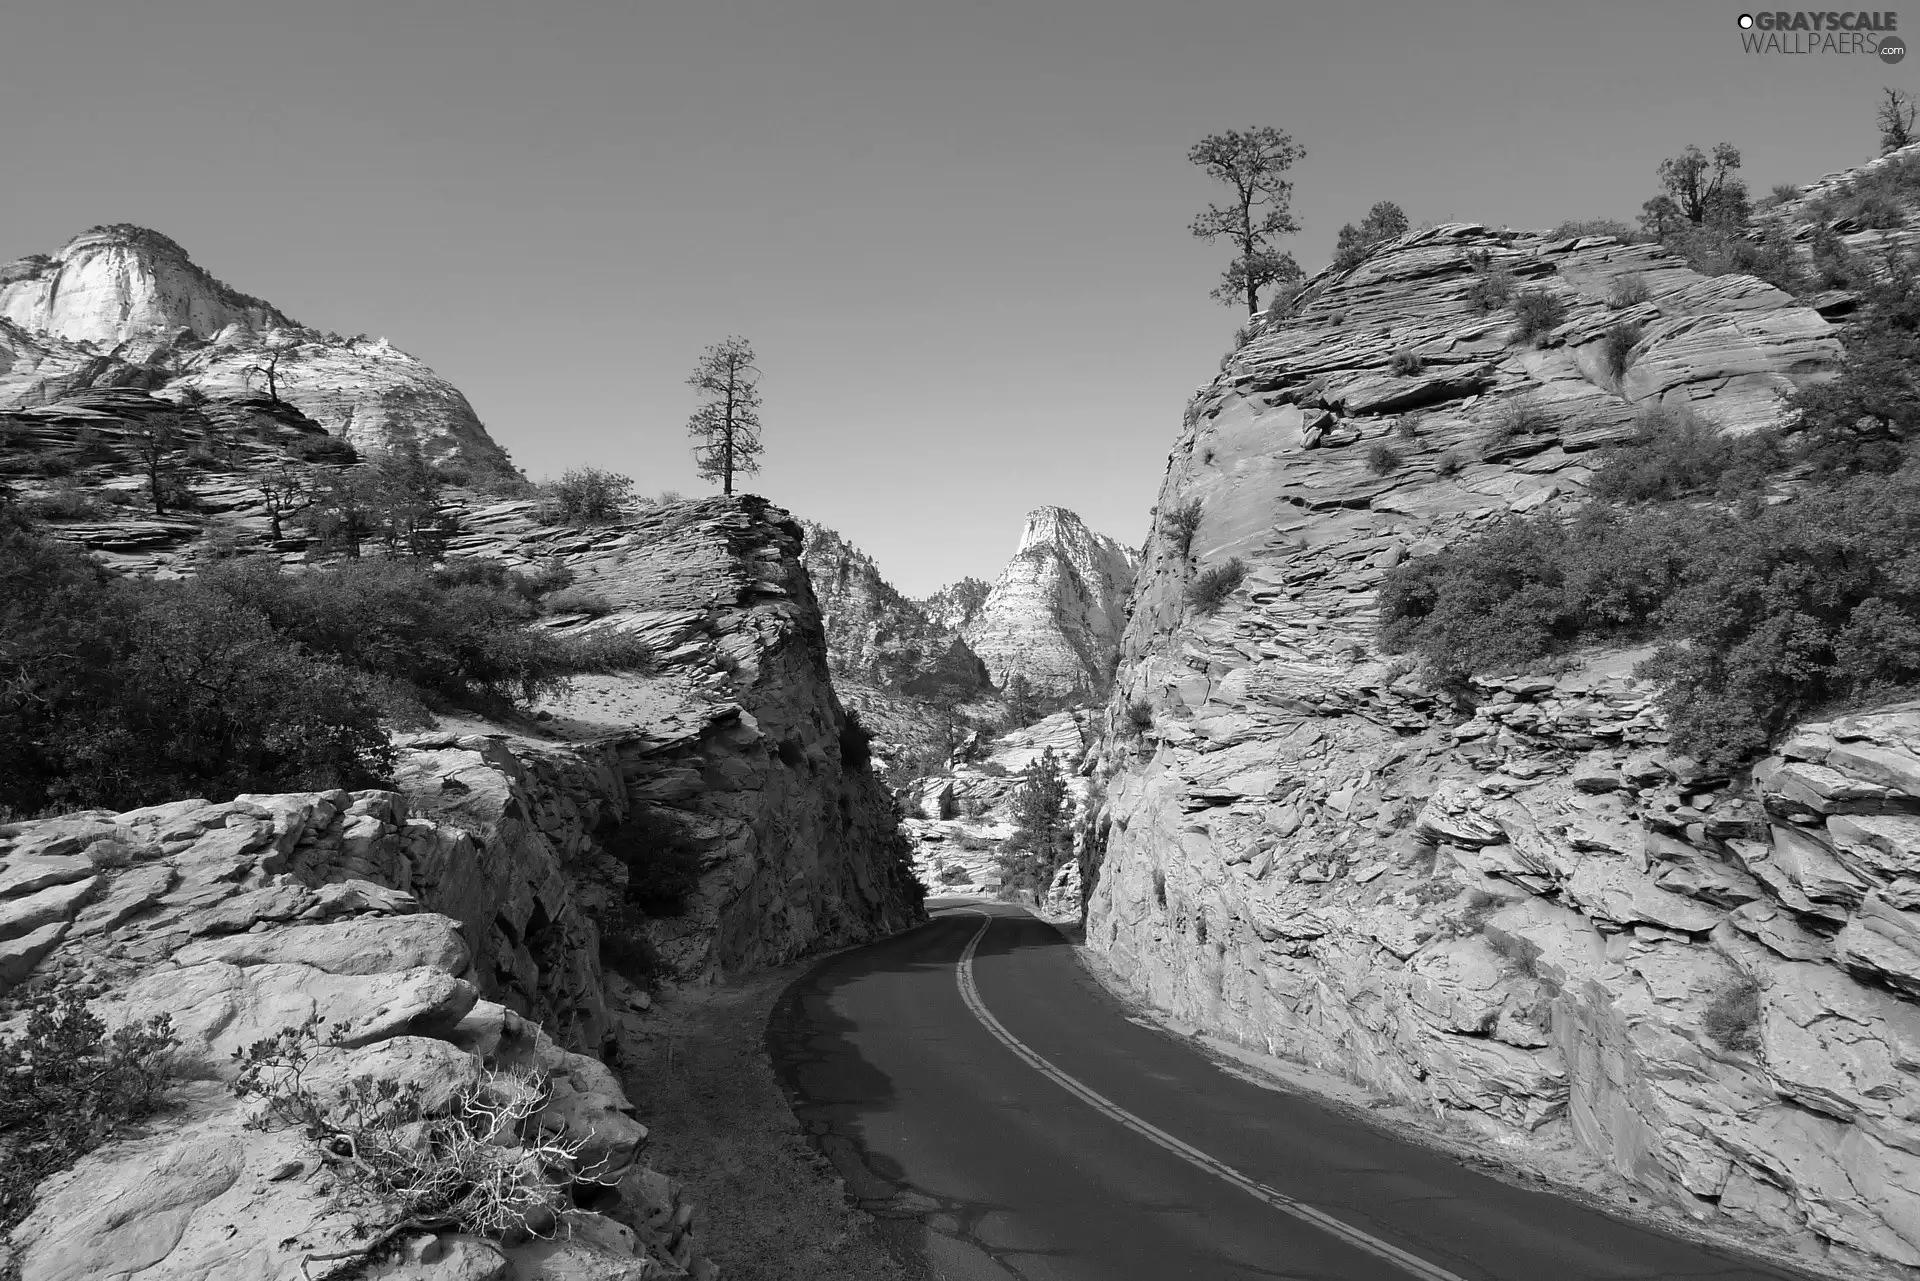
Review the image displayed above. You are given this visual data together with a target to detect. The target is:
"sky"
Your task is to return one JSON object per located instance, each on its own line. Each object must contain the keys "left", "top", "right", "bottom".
{"left": 0, "top": 1, "right": 1908, "bottom": 594}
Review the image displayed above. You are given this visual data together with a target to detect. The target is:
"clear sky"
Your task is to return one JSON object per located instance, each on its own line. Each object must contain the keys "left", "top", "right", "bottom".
{"left": 0, "top": 1, "right": 1906, "bottom": 594}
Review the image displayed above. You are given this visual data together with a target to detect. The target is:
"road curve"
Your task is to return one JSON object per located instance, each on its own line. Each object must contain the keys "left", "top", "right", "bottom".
{"left": 768, "top": 901, "right": 1814, "bottom": 1281}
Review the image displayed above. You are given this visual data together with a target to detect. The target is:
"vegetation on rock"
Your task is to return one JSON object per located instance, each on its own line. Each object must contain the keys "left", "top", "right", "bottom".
{"left": 0, "top": 991, "right": 178, "bottom": 1234}
{"left": 231, "top": 1013, "right": 607, "bottom": 1249}
{"left": 1187, "top": 557, "right": 1248, "bottom": 615}
{"left": 995, "top": 748, "right": 1073, "bottom": 895}
{"left": 1187, "top": 127, "right": 1305, "bottom": 314}
{"left": 538, "top": 467, "right": 635, "bottom": 525}
{"left": 1331, "top": 201, "right": 1410, "bottom": 273}
{"left": 687, "top": 336, "right": 764, "bottom": 496}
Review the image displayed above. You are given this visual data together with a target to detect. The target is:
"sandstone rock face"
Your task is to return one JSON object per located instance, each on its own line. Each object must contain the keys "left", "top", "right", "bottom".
{"left": 1076, "top": 220, "right": 1920, "bottom": 1268}
{"left": 0, "top": 792, "right": 712, "bottom": 1280}
{"left": 798, "top": 520, "right": 993, "bottom": 703}
{"left": 960, "top": 506, "right": 1139, "bottom": 701}
{"left": 0, "top": 225, "right": 513, "bottom": 474}
{"left": 0, "top": 225, "right": 290, "bottom": 346}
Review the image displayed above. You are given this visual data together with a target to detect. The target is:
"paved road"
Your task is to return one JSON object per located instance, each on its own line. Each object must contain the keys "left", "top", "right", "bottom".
{"left": 768, "top": 901, "right": 1816, "bottom": 1281}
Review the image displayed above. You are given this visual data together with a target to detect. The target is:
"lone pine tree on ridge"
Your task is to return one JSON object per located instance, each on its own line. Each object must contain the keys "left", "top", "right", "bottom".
{"left": 686, "top": 336, "right": 764, "bottom": 497}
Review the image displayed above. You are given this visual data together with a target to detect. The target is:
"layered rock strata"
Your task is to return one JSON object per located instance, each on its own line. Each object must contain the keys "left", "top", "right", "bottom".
{"left": 798, "top": 520, "right": 993, "bottom": 703}
{"left": 1079, "top": 219, "right": 1920, "bottom": 1270}
{"left": 959, "top": 506, "right": 1138, "bottom": 701}
{"left": 0, "top": 782, "right": 714, "bottom": 1280}
{"left": 0, "top": 225, "right": 513, "bottom": 473}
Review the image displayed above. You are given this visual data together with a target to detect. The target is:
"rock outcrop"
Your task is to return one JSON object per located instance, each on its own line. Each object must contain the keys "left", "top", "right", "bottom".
{"left": 958, "top": 506, "right": 1138, "bottom": 702}
{"left": 0, "top": 226, "right": 514, "bottom": 475}
{"left": 1077, "top": 216, "right": 1920, "bottom": 1271}
{"left": 0, "top": 401, "right": 925, "bottom": 1270}
{"left": 0, "top": 775, "right": 714, "bottom": 1280}
{"left": 798, "top": 521, "right": 993, "bottom": 703}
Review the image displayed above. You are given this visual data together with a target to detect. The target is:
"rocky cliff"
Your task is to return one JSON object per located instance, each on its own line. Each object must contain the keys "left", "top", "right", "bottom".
{"left": 797, "top": 520, "right": 993, "bottom": 704}
{"left": 1080, "top": 216, "right": 1920, "bottom": 1273}
{"left": 958, "top": 506, "right": 1138, "bottom": 702}
{"left": 0, "top": 226, "right": 513, "bottom": 475}
{"left": 0, "top": 403, "right": 924, "bottom": 1272}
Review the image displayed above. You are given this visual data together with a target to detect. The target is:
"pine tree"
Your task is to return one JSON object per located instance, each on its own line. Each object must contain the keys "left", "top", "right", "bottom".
{"left": 1188, "top": 128, "right": 1306, "bottom": 315}
{"left": 686, "top": 336, "right": 764, "bottom": 496}
{"left": 995, "top": 748, "right": 1073, "bottom": 895}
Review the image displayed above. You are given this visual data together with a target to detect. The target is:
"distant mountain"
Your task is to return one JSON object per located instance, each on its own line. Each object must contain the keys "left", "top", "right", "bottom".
{"left": 955, "top": 506, "right": 1138, "bottom": 702}
{"left": 0, "top": 224, "right": 514, "bottom": 477}
{"left": 798, "top": 521, "right": 994, "bottom": 704}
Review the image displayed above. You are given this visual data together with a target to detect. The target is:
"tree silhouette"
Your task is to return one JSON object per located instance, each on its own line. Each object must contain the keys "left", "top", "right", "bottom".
{"left": 1331, "top": 201, "right": 1410, "bottom": 273}
{"left": 1188, "top": 128, "right": 1306, "bottom": 315}
{"left": 1639, "top": 143, "right": 1749, "bottom": 237}
{"left": 686, "top": 337, "right": 764, "bottom": 496}
{"left": 1879, "top": 87, "right": 1918, "bottom": 153}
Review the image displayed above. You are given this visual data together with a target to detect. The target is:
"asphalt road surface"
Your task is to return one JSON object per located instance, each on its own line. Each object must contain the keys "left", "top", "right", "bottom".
{"left": 768, "top": 901, "right": 1816, "bottom": 1281}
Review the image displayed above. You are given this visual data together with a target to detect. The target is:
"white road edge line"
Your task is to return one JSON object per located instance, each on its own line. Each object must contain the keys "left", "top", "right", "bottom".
{"left": 953, "top": 909, "right": 1468, "bottom": 1281}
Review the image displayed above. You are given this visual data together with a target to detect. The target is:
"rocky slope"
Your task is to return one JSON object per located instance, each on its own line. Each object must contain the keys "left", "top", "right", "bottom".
{"left": 1078, "top": 215, "right": 1920, "bottom": 1273}
{"left": 0, "top": 408, "right": 924, "bottom": 1273}
{"left": 0, "top": 225, "right": 513, "bottom": 475}
{"left": 953, "top": 506, "right": 1138, "bottom": 703}
{"left": 797, "top": 520, "right": 993, "bottom": 704}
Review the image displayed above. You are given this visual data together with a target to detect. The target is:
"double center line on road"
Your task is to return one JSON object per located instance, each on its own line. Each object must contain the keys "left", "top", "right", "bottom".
{"left": 951, "top": 909, "right": 1468, "bottom": 1281}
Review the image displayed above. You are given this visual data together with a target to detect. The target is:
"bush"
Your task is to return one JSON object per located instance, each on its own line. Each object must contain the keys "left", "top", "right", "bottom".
{"left": 1456, "top": 889, "right": 1505, "bottom": 936}
{"left": 1807, "top": 152, "right": 1920, "bottom": 229}
{"left": 1701, "top": 975, "right": 1762, "bottom": 1053}
{"left": 1551, "top": 218, "right": 1642, "bottom": 243}
{"left": 1162, "top": 498, "right": 1204, "bottom": 558}
{"left": 290, "top": 434, "right": 358, "bottom": 465}
{"left": 1602, "top": 322, "right": 1643, "bottom": 381}
{"left": 1187, "top": 557, "right": 1248, "bottom": 615}
{"left": 1366, "top": 443, "right": 1403, "bottom": 475}
{"left": 1331, "top": 201, "right": 1411, "bottom": 273}
{"left": 1463, "top": 253, "right": 1515, "bottom": 313}
{"left": 0, "top": 519, "right": 398, "bottom": 815}
{"left": 1435, "top": 451, "right": 1464, "bottom": 477}
{"left": 1377, "top": 507, "right": 1682, "bottom": 681}
{"left": 543, "top": 587, "right": 613, "bottom": 617}
{"left": 1484, "top": 399, "right": 1553, "bottom": 445}
{"left": 1127, "top": 699, "right": 1154, "bottom": 729}
{"left": 25, "top": 481, "right": 100, "bottom": 522}
{"left": 1511, "top": 289, "right": 1568, "bottom": 347}
{"left": 0, "top": 991, "right": 178, "bottom": 1233}
{"left": 1388, "top": 348, "right": 1425, "bottom": 376}
{"left": 1394, "top": 416, "right": 1421, "bottom": 440}
{"left": 937, "top": 864, "right": 974, "bottom": 885}
{"left": 1608, "top": 273, "right": 1653, "bottom": 308}
{"left": 231, "top": 1014, "right": 605, "bottom": 1246}
{"left": 202, "top": 557, "right": 644, "bottom": 715}
{"left": 540, "top": 468, "right": 634, "bottom": 526}
{"left": 1588, "top": 408, "right": 1783, "bottom": 504}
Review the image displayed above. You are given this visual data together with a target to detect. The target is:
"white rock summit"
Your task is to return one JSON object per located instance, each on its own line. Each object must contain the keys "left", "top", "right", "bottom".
{"left": 0, "top": 224, "right": 514, "bottom": 476}
{"left": 959, "top": 505, "right": 1138, "bottom": 701}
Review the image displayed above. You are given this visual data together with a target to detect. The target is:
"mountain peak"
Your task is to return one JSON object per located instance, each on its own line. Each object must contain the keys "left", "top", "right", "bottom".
{"left": 1, "top": 224, "right": 293, "bottom": 346}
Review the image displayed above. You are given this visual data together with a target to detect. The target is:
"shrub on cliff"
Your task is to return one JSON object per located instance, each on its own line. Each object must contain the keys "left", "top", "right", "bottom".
{"left": 1463, "top": 251, "right": 1515, "bottom": 313}
{"left": 1608, "top": 273, "right": 1652, "bottom": 308}
{"left": 0, "top": 991, "right": 179, "bottom": 1234}
{"left": 1602, "top": 322, "right": 1643, "bottom": 380}
{"left": 1381, "top": 468, "right": 1920, "bottom": 768}
{"left": 1187, "top": 557, "right": 1248, "bottom": 615}
{"left": 1588, "top": 407, "right": 1783, "bottom": 504}
{"left": 1511, "top": 289, "right": 1567, "bottom": 347}
{"left": 1365, "top": 443, "right": 1403, "bottom": 475}
{"left": 0, "top": 516, "right": 395, "bottom": 815}
{"left": 1162, "top": 498, "right": 1204, "bottom": 558}
{"left": 203, "top": 557, "right": 649, "bottom": 714}
{"left": 537, "top": 467, "right": 634, "bottom": 526}
{"left": 1781, "top": 267, "right": 1920, "bottom": 475}
{"left": 231, "top": 1014, "right": 606, "bottom": 1248}
{"left": 1331, "top": 201, "right": 1410, "bottom": 273}
{"left": 1701, "top": 974, "right": 1762, "bottom": 1053}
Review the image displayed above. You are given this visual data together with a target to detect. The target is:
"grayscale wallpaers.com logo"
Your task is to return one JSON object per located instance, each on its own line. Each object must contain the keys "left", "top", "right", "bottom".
{"left": 1738, "top": 11, "right": 1907, "bottom": 60}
